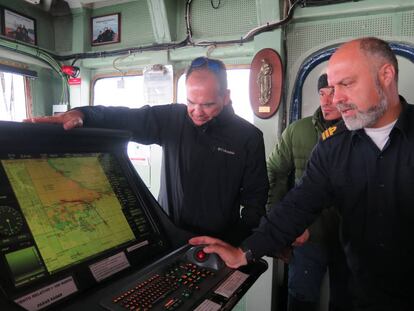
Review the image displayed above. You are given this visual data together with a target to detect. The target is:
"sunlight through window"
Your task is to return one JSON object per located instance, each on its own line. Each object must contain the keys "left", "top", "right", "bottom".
{"left": 0, "top": 73, "right": 26, "bottom": 121}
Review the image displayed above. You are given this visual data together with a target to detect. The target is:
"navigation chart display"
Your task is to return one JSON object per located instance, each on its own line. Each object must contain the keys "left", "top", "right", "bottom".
{"left": 2, "top": 154, "right": 135, "bottom": 274}
{"left": 0, "top": 153, "right": 155, "bottom": 289}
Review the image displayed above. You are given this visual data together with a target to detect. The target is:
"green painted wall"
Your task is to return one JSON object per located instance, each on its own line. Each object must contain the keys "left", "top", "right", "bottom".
{"left": 164, "top": 0, "right": 178, "bottom": 41}
{"left": 90, "top": 1, "right": 155, "bottom": 52}
{"left": 32, "top": 68, "right": 62, "bottom": 116}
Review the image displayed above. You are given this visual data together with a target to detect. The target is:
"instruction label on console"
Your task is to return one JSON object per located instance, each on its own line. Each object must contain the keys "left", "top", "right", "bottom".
{"left": 14, "top": 276, "right": 78, "bottom": 311}
{"left": 214, "top": 270, "right": 249, "bottom": 298}
{"left": 89, "top": 252, "right": 130, "bottom": 282}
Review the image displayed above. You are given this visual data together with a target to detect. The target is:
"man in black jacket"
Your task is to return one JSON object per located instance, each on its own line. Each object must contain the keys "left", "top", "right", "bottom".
{"left": 191, "top": 37, "right": 414, "bottom": 310}
{"left": 27, "top": 57, "right": 269, "bottom": 245}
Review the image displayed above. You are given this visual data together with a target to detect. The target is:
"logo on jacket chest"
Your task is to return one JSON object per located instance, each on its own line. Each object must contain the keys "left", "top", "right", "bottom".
{"left": 216, "top": 146, "right": 236, "bottom": 155}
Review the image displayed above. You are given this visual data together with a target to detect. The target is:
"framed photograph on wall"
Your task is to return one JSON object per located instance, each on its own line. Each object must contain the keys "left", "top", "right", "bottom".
{"left": 3, "top": 8, "right": 37, "bottom": 45}
{"left": 91, "top": 13, "right": 120, "bottom": 46}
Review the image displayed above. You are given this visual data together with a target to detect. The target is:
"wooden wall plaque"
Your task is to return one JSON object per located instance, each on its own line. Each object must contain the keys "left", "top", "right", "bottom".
{"left": 249, "top": 48, "right": 283, "bottom": 119}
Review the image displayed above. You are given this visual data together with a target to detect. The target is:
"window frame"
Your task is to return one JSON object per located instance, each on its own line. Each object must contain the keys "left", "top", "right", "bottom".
{"left": 24, "top": 77, "right": 33, "bottom": 119}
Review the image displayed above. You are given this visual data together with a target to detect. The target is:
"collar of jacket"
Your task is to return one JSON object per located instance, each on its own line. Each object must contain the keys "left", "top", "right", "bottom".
{"left": 351, "top": 95, "right": 409, "bottom": 140}
{"left": 312, "top": 106, "right": 340, "bottom": 134}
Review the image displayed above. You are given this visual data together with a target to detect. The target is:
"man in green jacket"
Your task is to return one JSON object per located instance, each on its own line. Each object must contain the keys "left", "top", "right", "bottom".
{"left": 267, "top": 74, "right": 351, "bottom": 311}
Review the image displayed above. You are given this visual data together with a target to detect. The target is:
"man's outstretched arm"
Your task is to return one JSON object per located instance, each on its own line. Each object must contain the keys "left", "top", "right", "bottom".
{"left": 24, "top": 110, "right": 85, "bottom": 130}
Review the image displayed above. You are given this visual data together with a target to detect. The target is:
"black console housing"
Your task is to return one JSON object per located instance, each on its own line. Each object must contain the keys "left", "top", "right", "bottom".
{"left": 0, "top": 121, "right": 267, "bottom": 311}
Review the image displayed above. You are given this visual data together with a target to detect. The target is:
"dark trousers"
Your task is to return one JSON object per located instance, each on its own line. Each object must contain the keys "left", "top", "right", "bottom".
{"left": 287, "top": 242, "right": 352, "bottom": 311}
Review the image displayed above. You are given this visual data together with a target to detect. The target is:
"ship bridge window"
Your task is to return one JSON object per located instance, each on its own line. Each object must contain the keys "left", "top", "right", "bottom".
{"left": 93, "top": 75, "right": 144, "bottom": 107}
{"left": 93, "top": 74, "right": 161, "bottom": 198}
{"left": 177, "top": 68, "right": 253, "bottom": 123}
{"left": 0, "top": 72, "right": 28, "bottom": 121}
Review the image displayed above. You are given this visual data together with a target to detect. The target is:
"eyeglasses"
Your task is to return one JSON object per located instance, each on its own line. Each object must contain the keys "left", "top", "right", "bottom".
{"left": 189, "top": 57, "right": 225, "bottom": 74}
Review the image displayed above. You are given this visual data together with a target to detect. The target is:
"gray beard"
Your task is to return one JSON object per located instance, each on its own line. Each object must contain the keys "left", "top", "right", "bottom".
{"left": 338, "top": 89, "right": 388, "bottom": 131}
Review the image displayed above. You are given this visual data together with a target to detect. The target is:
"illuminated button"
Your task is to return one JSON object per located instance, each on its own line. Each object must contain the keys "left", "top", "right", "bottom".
{"left": 195, "top": 250, "right": 208, "bottom": 262}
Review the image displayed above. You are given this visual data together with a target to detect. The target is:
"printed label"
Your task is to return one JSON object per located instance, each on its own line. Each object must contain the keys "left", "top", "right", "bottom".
{"left": 15, "top": 276, "right": 78, "bottom": 311}
{"left": 89, "top": 252, "right": 130, "bottom": 282}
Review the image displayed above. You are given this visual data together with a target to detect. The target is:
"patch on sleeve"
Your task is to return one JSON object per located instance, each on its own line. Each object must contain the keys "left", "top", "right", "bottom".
{"left": 321, "top": 126, "right": 337, "bottom": 141}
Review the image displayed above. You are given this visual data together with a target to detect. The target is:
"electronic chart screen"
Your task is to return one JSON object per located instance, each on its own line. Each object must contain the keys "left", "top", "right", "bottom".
{"left": 0, "top": 152, "right": 162, "bottom": 292}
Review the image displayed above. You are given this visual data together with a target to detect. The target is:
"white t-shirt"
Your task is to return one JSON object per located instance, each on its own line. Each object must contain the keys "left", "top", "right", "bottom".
{"left": 364, "top": 120, "right": 397, "bottom": 150}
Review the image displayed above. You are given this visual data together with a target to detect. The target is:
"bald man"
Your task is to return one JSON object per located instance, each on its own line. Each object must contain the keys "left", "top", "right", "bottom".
{"left": 191, "top": 37, "right": 413, "bottom": 310}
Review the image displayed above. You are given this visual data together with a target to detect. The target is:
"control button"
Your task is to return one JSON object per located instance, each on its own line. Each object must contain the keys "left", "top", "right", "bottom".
{"left": 195, "top": 250, "right": 208, "bottom": 262}
{"left": 186, "top": 246, "right": 224, "bottom": 270}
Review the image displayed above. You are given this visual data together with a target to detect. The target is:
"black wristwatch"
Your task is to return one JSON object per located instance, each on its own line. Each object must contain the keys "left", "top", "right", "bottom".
{"left": 240, "top": 245, "right": 255, "bottom": 264}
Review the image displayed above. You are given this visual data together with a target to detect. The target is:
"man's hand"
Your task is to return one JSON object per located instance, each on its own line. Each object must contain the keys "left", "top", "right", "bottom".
{"left": 189, "top": 236, "right": 247, "bottom": 269}
{"left": 291, "top": 228, "right": 310, "bottom": 247}
{"left": 24, "top": 110, "right": 85, "bottom": 130}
